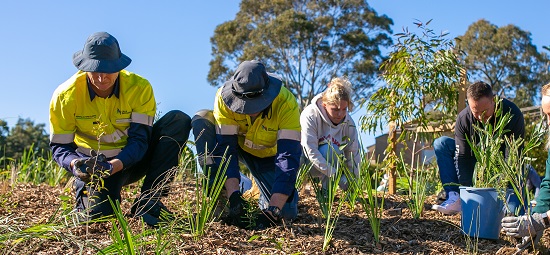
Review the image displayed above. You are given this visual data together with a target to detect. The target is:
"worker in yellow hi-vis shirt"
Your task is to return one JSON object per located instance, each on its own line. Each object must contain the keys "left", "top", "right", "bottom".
{"left": 49, "top": 32, "right": 191, "bottom": 226}
{"left": 192, "top": 60, "right": 301, "bottom": 230}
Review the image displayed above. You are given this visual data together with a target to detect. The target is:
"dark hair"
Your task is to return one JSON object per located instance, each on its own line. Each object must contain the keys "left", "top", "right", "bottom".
{"left": 467, "top": 81, "right": 493, "bottom": 101}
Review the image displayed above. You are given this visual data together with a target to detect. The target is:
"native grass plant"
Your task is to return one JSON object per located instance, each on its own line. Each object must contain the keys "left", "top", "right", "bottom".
{"left": 310, "top": 167, "right": 346, "bottom": 251}
{"left": 466, "top": 98, "right": 517, "bottom": 199}
{"left": 346, "top": 152, "right": 385, "bottom": 244}
{"left": 396, "top": 152, "right": 436, "bottom": 219}
{"left": 307, "top": 144, "right": 348, "bottom": 219}
{"left": 2, "top": 144, "right": 67, "bottom": 186}
{"left": 454, "top": 220, "right": 480, "bottom": 255}
{"left": 496, "top": 120, "right": 546, "bottom": 216}
{"left": 96, "top": 198, "right": 174, "bottom": 255}
{"left": 0, "top": 217, "right": 70, "bottom": 254}
{"left": 0, "top": 194, "right": 94, "bottom": 253}
{"left": 179, "top": 142, "right": 197, "bottom": 177}
{"left": 170, "top": 141, "right": 230, "bottom": 239}
{"left": 304, "top": 144, "right": 350, "bottom": 251}
{"left": 295, "top": 161, "right": 313, "bottom": 191}
{"left": 322, "top": 171, "right": 347, "bottom": 251}
{"left": 187, "top": 148, "right": 228, "bottom": 239}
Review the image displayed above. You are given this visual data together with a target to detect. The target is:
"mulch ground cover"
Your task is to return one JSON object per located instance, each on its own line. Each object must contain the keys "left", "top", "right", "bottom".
{"left": 1, "top": 181, "right": 549, "bottom": 254}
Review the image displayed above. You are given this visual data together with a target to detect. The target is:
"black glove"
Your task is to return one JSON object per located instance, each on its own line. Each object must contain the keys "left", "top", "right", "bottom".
{"left": 72, "top": 154, "right": 113, "bottom": 182}
{"left": 227, "top": 191, "right": 249, "bottom": 228}
{"left": 72, "top": 158, "right": 91, "bottom": 182}
{"left": 84, "top": 154, "right": 112, "bottom": 176}
{"left": 252, "top": 209, "right": 281, "bottom": 230}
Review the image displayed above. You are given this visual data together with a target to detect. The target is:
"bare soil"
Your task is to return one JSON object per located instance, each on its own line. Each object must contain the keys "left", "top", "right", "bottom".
{"left": 1, "top": 181, "right": 549, "bottom": 254}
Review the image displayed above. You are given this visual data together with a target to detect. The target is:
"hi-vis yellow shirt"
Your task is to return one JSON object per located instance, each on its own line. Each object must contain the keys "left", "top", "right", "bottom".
{"left": 49, "top": 70, "right": 156, "bottom": 158}
{"left": 213, "top": 86, "right": 301, "bottom": 158}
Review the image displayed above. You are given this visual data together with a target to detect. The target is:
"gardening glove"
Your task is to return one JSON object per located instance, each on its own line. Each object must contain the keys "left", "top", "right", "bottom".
{"left": 72, "top": 154, "right": 113, "bottom": 183}
{"left": 72, "top": 158, "right": 92, "bottom": 182}
{"left": 83, "top": 153, "right": 113, "bottom": 179}
{"left": 252, "top": 209, "right": 281, "bottom": 230}
{"left": 501, "top": 213, "right": 549, "bottom": 238}
{"left": 514, "top": 232, "right": 543, "bottom": 255}
{"left": 227, "top": 191, "right": 249, "bottom": 228}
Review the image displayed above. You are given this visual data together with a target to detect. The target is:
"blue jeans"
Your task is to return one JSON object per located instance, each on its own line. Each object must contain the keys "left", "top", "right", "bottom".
{"left": 191, "top": 110, "right": 298, "bottom": 220}
{"left": 306, "top": 143, "right": 349, "bottom": 190}
{"left": 433, "top": 136, "right": 459, "bottom": 196}
{"left": 75, "top": 110, "right": 192, "bottom": 217}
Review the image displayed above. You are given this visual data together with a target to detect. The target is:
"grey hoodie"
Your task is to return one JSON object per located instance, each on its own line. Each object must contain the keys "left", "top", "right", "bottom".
{"left": 300, "top": 94, "right": 360, "bottom": 177}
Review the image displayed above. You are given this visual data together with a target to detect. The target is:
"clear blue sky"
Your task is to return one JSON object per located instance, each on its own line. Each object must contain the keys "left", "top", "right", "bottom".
{"left": 1, "top": 1, "right": 549, "bottom": 147}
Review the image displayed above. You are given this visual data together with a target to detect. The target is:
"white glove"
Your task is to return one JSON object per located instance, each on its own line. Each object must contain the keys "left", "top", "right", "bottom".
{"left": 501, "top": 213, "right": 548, "bottom": 238}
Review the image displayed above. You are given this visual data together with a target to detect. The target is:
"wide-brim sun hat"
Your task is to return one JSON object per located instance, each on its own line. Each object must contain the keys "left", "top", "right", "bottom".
{"left": 72, "top": 32, "right": 131, "bottom": 73}
{"left": 221, "top": 60, "right": 282, "bottom": 114}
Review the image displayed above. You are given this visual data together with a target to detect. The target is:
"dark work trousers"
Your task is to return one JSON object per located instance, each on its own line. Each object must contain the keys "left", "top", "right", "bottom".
{"left": 191, "top": 110, "right": 298, "bottom": 220}
{"left": 75, "top": 110, "right": 192, "bottom": 217}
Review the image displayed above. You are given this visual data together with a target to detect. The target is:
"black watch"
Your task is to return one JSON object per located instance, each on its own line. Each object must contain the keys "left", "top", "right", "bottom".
{"left": 543, "top": 213, "right": 550, "bottom": 227}
{"left": 267, "top": 206, "right": 282, "bottom": 221}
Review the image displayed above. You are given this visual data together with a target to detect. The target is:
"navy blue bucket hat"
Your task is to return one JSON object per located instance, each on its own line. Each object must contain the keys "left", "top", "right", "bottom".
{"left": 72, "top": 32, "right": 131, "bottom": 73}
{"left": 221, "top": 60, "right": 282, "bottom": 114}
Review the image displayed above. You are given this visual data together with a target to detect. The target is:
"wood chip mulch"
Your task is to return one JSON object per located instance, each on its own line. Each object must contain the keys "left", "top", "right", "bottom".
{"left": 1, "top": 181, "right": 549, "bottom": 255}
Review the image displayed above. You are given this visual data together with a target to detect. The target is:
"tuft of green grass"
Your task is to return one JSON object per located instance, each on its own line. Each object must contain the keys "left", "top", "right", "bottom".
{"left": 346, "top": 152, "right": 385, "bottom": 243}
{"left": 397, "top": 152, "right": 436, "bottom": 219}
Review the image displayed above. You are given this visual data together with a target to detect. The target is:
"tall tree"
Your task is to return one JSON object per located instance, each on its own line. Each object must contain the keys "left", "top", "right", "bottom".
{"left": 457, "top": 19, "right": 549, "bottom": 107}
{"left": 361, "top": 21, "right": 463, "bottom": 193}
{"left": 208, "top": 0, "right": 393, "bottom": 109}
{"left": 4, "top": 118, "right": 50, "bottom": 160}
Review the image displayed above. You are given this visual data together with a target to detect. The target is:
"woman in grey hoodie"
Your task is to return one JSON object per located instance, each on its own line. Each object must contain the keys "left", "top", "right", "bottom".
{"left": 300, "top": 77, "right": 360, "bottom": 190}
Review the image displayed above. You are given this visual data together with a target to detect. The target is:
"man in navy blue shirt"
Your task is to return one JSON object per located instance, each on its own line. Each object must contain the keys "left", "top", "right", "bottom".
{"left": 432, "top": 81, "right": 526, "bottom": 215}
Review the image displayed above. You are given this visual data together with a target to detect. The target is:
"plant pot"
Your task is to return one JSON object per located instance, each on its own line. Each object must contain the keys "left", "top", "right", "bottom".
{"left": 504, "top": 188, "right": 526, "bottom": 216}
{"left": 460, "top": 186, "right": 504, "bottom": 240}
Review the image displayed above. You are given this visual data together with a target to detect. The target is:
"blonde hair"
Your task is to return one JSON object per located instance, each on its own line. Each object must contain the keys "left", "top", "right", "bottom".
{"left": 321, "top": 77, "right": 354, "bottom": 111}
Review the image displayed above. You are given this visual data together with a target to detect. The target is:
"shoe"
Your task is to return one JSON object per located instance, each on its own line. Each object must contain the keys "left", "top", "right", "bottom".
{"left": 376, "top": 174, "right": 389, "bottom": 192}
{"left": 432, "top": 191, "right": 461, "bottom": 215}
{"left": 131, "top": 199, "right": 174, "bottom": 227}
{"left": 436, "top": 190, "right": 446, "bottom": 205}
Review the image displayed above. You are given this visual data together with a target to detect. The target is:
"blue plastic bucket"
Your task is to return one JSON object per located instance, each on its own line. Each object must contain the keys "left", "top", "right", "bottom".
{"left": 504, "top": 188, "right": 526, "bottom": 216}
{"left": 460, "top": 186, "right": 504, "bottom": 239}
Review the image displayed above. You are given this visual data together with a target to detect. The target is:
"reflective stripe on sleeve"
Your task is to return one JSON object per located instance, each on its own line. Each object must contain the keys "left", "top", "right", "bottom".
{"left": 278, "top": 129, "right": 301, "bottom": 141}
{"left": 132, "top": 112, "right": 154, "bottom": 126}
{"left": 217, "top": 124, "right": 238, "bottom": 135}
{"left": 76, "top": 147, "right": 121, "bottom": 158}
{"left": 50, "top": 133, "right": 75, "bottom": 144}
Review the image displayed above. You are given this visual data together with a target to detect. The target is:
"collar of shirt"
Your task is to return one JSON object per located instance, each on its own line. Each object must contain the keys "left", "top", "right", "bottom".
{"left": 86, "top": 76, "right": 120, "bottom": 101}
